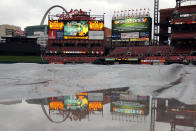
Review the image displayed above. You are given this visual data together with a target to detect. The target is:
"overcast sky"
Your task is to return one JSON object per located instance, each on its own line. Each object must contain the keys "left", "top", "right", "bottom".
{"left": 0, "top": 0, "right": 177, "bottom": 29}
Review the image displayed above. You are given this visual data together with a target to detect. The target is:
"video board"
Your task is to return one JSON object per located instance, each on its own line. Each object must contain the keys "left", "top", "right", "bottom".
{"left": 89, "top": 21, "right": 104, "bottom": 31}
{"left": 48, "top": 19, "right": 105, "bottom": 40}
{"left": 112, "top": 17, "right": 152, "bottom": 32}
{"left": 64, "top": 95, "right": 88, "bottom": 111}
{"left": 49, "top": 20, "right": 64, "bottom": 30}
{"left": 64, "top": 21, "right": 88, "bottom": 39}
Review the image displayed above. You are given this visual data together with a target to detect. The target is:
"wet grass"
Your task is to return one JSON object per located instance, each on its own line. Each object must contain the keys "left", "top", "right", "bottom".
{"left": 0, "top": 56, "right": 42, "bottom": 63}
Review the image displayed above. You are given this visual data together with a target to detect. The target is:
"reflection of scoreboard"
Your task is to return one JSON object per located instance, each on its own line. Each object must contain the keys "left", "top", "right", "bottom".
{"left": 156, "top": 98, "right": 196, "bottom": 127}
{"left": 48, "top": 20, "right": 104, "bottom": 40}
{"left": 110, "top": 92, "right": 150, "bottom": 115}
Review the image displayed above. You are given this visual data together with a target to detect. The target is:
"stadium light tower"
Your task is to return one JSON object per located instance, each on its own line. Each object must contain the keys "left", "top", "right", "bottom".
{"left": 153, "top": 0, "right": 159, "bottom": 45}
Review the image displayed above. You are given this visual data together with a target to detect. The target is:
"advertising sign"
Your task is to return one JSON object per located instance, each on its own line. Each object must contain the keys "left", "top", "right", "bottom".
{"left": 140, "top": 32, "right": 150, "bottom": 38}
{"left": 121, "top": 32, "right": 139, "bottom": 39}
{"left": 89, "top": 31, "right": 104, "bottom": 40}
{"left": 49, "top": 101, "right": 64, "bottom": 110}
{"left": 49, "top": 20, "right": 64, "bottom": 30}
{"left": 130, "top": 38, "right": 149, "bottom": 41}
{"left": 48, "top": 30, "right": 56, "bottom": 39}
{"left": 64, "top": 21, "right": 88, "bottom": 39}
{"left": 120, "top": 94, "right": 138, "bottom": 101}
{"left": 56, "top": 31, "right": 64, "bottom": 40}
{"left": 89, "top": 102, "right": 103, "bottom": 111}
{"left": 64, "top": 95, "right": 88, "bottom": 110}
{"left": 88, "top": 93, "right": 104, "bottom": 102}
{"left": 111, "top": 101, "right": 146, "bottom": 115}
{"left": 89, "top": 21, "right": 104, "bottom": 31}
{"left": 112, "top": 17, "right": 151, "bottom": 32}
{"left": 112, "top": 33, "right": 121, "bottom": 40}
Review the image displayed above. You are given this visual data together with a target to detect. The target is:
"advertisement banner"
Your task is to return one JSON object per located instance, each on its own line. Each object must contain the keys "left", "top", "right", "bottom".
{"left": 112, "top": 17, "right": 151, "bottom": 32}
{"left": 130, "top": 38, "right": 149, "bottom": 41}
{"left": 64, "top": 21, "right": 88, "bottom": 39}
{"left": 49, "top": 20, "right": 64, "bottom": 30}
{"left": 89, "top": 21, "right": 104, "bottom": 31}
{"left": 112, "top": 33, "right": 121, "bottom": 40}
{"left": 121, "top": 32, "right": 139, "bottom": 39}
{"left": 48, "top": 30, "right": 56, "bottom": 39}
{"left": 111, "top": 101, "right": 146, "bottom": 115}
{"left": 89, "top": 102, "right": 103, "bottom": 111}
{"left": 49, "top": 101, "right": 64, "bottom": 110}
{"left": 56, "top": 31, "right": 64, "bottom": 40}
{"left": 140, "top": 32, "right": 150, "bottom": 38}
{"left": 89, "top": 31, "right": 104, "bottom": 40}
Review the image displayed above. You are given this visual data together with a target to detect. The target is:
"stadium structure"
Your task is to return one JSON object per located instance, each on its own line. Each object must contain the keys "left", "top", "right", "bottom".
{"left": 42, "top": 8, "right": 105, "bottom": 63}
{"left": 42, "top": 0, "right": 196, "bottom": 64}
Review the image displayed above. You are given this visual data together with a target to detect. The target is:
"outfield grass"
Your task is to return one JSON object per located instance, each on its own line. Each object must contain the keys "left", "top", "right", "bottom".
{"left": 0, "top": 56, "right": 42, "bottom": 63}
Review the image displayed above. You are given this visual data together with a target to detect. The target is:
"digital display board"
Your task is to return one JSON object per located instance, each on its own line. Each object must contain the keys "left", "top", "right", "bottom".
{"left": 49, "top": 101, "right": 64, "bottom": 110}
{"left": 112, "top": 17, "right": 152, "bottom": 32}
{"left": 111, "top": 101, "right": 147, "bottom": 115}
{"left": 64, "top": 21, "right": 88, "bottom": 39}
{"left": 64, "top": 95, "right": 88, "bottom": 110}
{"left": 89, "top": 102, "right": 103, "bottom": 111}
{"left": 89, "top": 21, "right": 104, "bottom": 31}
{"left": 49, "top": 20, "right": 64, "bottom": 30}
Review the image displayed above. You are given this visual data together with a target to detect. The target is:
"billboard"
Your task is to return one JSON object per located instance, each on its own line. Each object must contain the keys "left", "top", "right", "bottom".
{"left": 89, "top": 21, "right": 104, "bottom": 31}
{"left": 112, "top": 33, "right": 121, "bottom": 40}
{"left": 49, "top": 101, "right": 64, "bottom": 110}
{"left": 48, "top": 30, "right": 56, "bottom": 39}
{"left": 89, "top": 102, "right": 103, "bottom": 111}
{"left": 130, "top": 38, "right": 149, "bottom": 41}
{"left": 112, "top": 17, "right": 151, "bottom": 32}
{"left": 121, "top": 32, "right": 139, "bottom": 39}
{"left": 49, "top": 20, "right": 64, "bottom": 30}
{"left": 56, "top": 31, "right": 64, "bottom": 40}
{"left": 111, "top": 101, "right": 146, "bottom": 115}
{"left": 140, "top": 32, "right": 150, "bottom": 38}
{"left": 64, "top": 21, "right": 88, "bottom": 39}
{"left": 89, "top": 31, "right": 104, "bottom": 40}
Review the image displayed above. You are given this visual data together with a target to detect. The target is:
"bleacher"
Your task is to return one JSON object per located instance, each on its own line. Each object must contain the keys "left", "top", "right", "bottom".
{"left": 148, "top": 46, "right": 171, "bottom": 56}
{"left": 171, "top": 32, "right": 196, "bottom": 39}
{"left": 129, "top": 46, "right": 149, "bottom": 56}
{"left": 177, "top": 5, "right": 196, "bottom": 14}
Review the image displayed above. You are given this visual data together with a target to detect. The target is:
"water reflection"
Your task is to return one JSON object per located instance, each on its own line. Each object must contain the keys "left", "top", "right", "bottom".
{"left": 155, "top": 98, "right": 196, "bottom": 130}
{"left": 0, "top": 87, "right": 196, "bottom": 131}
{"left": 110, "top": 91, "right": 149, "bottom": 123}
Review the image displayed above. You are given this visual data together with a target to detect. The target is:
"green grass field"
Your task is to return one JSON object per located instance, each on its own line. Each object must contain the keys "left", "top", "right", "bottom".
{"left": 0, "top": 56, "right": 42, "bottom": 63}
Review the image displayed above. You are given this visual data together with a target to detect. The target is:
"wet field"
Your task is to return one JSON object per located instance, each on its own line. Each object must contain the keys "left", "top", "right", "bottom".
{"left": 0, "top": 64, "right": 195, "bottom": 131}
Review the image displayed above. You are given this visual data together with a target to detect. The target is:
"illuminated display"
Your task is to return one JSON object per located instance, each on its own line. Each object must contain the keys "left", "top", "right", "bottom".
{"left": 49, "top": 20, "right": 64, "bottom": 30}
{"left": 112, "top": 17, "right": 152, "bottom": 32}
{"left": 111, "top": 100, "right": 148, "bottom": 115}
{"left": 130, "top": 38, "right": 149, "bottom": 41}
{"left": 64, "top": 21, "right": 88, "bottom": 39}
{"left": 89, "top": 21, "right": 104, "bottom": 31}
{"left": 89, "top": 102, "right": 103, "bottom": 111}
{"left": 49, "top": 101, "right": 64, "bottom": 110}
{"left": 64, "top": 95, "right": 88, "bottom": 110}
{"left": 112, "top": 108, "right": 144, "bottom": 115}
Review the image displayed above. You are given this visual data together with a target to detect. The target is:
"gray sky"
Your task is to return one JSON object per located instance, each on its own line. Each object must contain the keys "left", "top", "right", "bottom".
{"left": 0, "top": 0, "right": 176, "bottom": 29}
